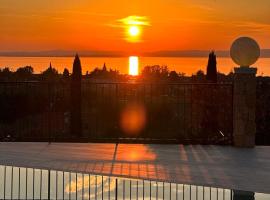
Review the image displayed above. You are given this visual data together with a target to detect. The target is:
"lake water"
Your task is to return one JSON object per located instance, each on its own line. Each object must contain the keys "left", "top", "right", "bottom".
{"left": 0, "top": 165, "right": 269, "bottom": 200}
{"left": 0, "top": 57, "right": 270, "bottom": 76}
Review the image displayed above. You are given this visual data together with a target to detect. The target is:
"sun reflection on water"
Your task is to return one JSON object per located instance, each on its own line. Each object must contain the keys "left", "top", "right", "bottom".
{"left": 65, "top": 175, "right": 116, "bottom": 199}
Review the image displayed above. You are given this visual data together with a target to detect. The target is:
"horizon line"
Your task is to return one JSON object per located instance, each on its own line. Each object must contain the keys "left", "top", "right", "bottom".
{"left": 0, "top": 49, "right": 270, "bottom": 58}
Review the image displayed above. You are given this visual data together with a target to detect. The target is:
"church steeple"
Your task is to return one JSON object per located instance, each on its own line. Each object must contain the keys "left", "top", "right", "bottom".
{"left": 102, "top": 62, "right": 107, "bottom": 71}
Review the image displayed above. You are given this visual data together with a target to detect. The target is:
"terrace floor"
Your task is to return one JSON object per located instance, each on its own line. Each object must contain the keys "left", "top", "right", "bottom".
{"left": 0, "top": 143, "right": 270, "bottom": 194}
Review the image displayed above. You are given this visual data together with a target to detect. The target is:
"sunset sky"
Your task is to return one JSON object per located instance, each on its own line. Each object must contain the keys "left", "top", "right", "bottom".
{"left": 1, "top": 0, "right": 270, "bottom": 55}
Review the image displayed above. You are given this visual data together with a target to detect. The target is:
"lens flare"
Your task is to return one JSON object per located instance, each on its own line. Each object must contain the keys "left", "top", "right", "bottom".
{"left": 120, "top": 103, "right": 146, "bottom": 136}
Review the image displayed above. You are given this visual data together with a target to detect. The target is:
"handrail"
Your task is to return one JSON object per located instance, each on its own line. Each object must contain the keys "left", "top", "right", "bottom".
{"left": 0, "top": 81, "right": 233, "bottom": 86}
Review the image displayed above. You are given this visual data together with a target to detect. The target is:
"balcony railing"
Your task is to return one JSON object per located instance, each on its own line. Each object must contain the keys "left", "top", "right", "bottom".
{"left": 1, "top": 165, "right": 236, "bottom": 200}
{"left": 0, "top": 82, "right": 233, "bottom": 144}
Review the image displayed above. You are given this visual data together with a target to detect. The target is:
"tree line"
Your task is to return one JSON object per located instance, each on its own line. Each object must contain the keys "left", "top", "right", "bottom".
{"left": 0, "top": 51, "right": 232, "bottom": 83}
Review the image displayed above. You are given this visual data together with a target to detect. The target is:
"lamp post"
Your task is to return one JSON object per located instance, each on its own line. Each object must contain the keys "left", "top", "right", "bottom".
{"left": 230, "top": 37, "right": 260, "bottom": 147}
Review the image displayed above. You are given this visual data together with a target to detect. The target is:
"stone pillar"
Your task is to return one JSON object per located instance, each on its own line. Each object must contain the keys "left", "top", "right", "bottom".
{"left": 233, "top": 190, "right": 255, "bottom": 200}
{"left": 233, "top": 67, "right": 257, "bottom": 148}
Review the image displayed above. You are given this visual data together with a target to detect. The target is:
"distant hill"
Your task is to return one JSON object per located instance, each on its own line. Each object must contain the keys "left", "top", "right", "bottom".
{"left": 260, "top": 49, "right": 270, "bottom": 57}
{"left": 0, "top": 50, "right": 125, "bottom": 57}
{"left": 145, "top": 49, "right": 270, "bottom": 58}
{"left": 0, "top": 49, "right": 269, "bottom": 57}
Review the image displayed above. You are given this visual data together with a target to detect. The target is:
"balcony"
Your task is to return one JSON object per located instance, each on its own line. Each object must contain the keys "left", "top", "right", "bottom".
{"left": 0, "top": 82, "right": 233, "bottom": 144}
{"left": 0, "top": 81, "right": 268, "bottom": 199}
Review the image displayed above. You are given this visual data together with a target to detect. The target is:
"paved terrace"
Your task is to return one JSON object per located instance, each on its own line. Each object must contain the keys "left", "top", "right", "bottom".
{"left": 0, "top": 143, "right": 269, "bottom": 194}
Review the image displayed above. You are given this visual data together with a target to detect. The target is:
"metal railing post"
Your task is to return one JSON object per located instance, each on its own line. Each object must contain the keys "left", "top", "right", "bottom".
{"left": 4, "top": 166, "right": 6, "bottom": 200}
{"left": 48, "top": 170, "right": 51, "bottom": 200}
{"left": 48, "top": 82, "right": 52, "bottom": 144}
{"left": 115, "top": 178, "right": 118, "bottom": 200}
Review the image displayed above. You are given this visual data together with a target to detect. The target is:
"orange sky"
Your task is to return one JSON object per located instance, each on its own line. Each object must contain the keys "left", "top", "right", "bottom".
{"left": 0, "top": 0, "right": 270, "bottom": 54}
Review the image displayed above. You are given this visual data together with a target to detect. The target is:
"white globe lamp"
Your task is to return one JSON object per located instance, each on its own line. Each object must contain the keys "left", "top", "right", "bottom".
{"left": 230, "top": 37, "right": 260, "bottom": 68}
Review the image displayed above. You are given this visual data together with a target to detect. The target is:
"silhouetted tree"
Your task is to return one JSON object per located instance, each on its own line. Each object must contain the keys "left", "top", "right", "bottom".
{"left": 191, "top": 70, "right": 205, "bottom": 82}
{"left": 169, "top": 71, "right": 178, "bottom": 82}
{"left": 63, "top": 68, "right": 70, "bottom": 79}
{"left": 178, "top": 72, "right": 186, "bottom": 77}
{"left": 70, "top": 54, "right": 82, "bottom": 137}
{"left": 200, "top": 52, "right": 219, "bottom": 140}
{"left": 201, "top": 52, "right": 218, "bottom": 140}
{"left": 206, "top": 51, "right": 217, "bottom": 83}
{"left": 0, "top": 67, "right": 13, "bottom": 81}
{"left": 15, "top": 66, "right": 33, "bottom": 80}
{"left": 86, "top": 65, "right": 121, "bottom": 81}
{"left": 196, "top": 70, "right": 204, "bottom": 77}
{"left": 141, "top": 65, "right": 169, "bottom": 81}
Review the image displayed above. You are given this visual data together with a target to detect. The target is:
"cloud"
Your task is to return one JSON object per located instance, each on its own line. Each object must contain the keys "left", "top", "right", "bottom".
{"left": 118, "top": 16, "right": 151, "bottom": 26}
{"left": 108, "top": 15, "right": 151, "bottom": 28}
{"left": 59, "top": 10, "right": 114, "bottom": 17}
{"left": 232, "top": 21, "right": 270, "bottom": 32}
{"left": 188, "top": 4, "right": 214, "bottom": 11}
{"left": 106, "top": 15, "right": 151, "bottom": 43}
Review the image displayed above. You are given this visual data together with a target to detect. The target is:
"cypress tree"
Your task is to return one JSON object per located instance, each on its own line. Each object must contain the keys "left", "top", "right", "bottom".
{"left": 202, "top": 51, "right": 218, "bottom": 140}
{"left": 206, "top": 51, "right": 217, "bottom": 83}
{"left": 70, "top": 54, "right": 82, "bottom": 137}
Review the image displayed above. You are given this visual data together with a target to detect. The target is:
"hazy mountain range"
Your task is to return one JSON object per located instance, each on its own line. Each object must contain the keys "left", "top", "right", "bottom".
{"left": 0, "top": 49, "right": 270, "bottom": 57}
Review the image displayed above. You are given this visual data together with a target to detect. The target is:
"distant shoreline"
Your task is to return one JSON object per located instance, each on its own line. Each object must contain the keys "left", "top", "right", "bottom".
{"left": 0, "top": 49, "right": 269, "bottom": 58}
{"left": 1, "top": 55, "right": 270, "bottom": 58}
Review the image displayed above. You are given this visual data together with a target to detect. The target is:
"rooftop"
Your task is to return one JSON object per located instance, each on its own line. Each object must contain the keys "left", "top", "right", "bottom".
{"left": 0, "top": 143, "right": 269, "bottom": 194}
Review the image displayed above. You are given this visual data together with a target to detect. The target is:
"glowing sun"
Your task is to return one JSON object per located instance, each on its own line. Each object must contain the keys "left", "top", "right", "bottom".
{"left": 118, "top": 16, "right": 150, "bottom": 42}
{"left": 128, "top": 25, "right": 140, "bottom": 37}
